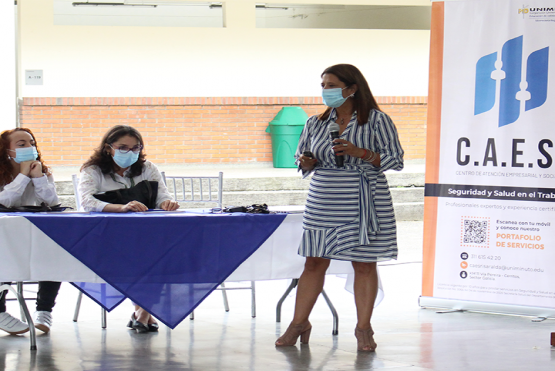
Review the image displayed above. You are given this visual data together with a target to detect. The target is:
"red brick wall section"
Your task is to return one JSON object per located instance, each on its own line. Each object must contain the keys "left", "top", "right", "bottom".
{"left": 19, "top": 97, "right": 427, "bottom": 166}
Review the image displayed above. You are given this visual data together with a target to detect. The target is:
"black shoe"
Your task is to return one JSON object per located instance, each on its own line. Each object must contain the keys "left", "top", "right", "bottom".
{"left": 148, "top": 323, "right": 159, "bottom": 332}
{"left": 129, "top": 313, "right": 149, "bottom": 334}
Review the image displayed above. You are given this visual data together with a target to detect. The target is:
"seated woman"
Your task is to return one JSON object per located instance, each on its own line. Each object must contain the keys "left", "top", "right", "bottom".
{"left": 0, "top": 128, "right": 62, "bottom": 335}
{"left": 79, "top": 125, "right": 179, "bottom": 333}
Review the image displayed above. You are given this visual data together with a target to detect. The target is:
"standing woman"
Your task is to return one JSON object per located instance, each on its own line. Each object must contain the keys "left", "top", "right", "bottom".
{"left": 79, "top": 125, "right": 179, "bottom": 333}
{"left": 275, "top": 64, "right": 404, "bottom": 351}
{"left": 0, "top": 128, "right": 62, "bottom": 335}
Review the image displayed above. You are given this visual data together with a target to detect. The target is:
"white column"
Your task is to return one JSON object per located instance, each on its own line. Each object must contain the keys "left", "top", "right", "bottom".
{"left": 0, "top": 0, "right": 17, "bottom": 131}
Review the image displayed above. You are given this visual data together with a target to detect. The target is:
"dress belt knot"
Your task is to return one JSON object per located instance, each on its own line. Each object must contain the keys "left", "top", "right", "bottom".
{"left": 320, "top": 164, "right": 380, "bottom": 244}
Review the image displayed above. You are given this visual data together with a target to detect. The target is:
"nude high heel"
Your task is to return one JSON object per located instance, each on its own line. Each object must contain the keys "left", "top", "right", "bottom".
{"left": 275, "top": 321, "right": 312, "bottom": 346}
{"left": 355, "top": 326, "right": 377, "bottom": 352}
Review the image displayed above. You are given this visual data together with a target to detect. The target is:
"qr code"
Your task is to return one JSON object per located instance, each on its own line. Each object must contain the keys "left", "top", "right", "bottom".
{"left": 462, "top": 219, "right": 488, "bottom": 244}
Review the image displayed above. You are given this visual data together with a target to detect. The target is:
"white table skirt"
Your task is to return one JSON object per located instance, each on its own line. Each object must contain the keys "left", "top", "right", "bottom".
{"left": 0, "top": 215, "right": 104, "bottom": 282}
{"left": 0, "top": 213, "right": 384, "bottom": 304}
{"left": 0, "top": 214, "right": 354, "bottom": 282}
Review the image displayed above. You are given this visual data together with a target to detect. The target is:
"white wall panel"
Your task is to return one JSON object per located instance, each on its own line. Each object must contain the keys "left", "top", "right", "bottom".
{"left": 0, "top": 1, "right": 17, "bottom": 130}
{"left": 19, "top": 0, "right": 430, "bottom": 97}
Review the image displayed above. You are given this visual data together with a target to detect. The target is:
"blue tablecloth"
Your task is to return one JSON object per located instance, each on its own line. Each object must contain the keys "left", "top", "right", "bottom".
{"left": 16, "top": 211, "right": 287, "bottom": 329}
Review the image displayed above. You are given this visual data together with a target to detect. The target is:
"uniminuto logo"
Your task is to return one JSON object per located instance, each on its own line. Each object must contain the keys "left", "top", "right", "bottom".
{"left": 518, "top": 6, "right": 555, "bottom": 18}
{"left": 474, "top": 35, "right": 549, "bottom": 127}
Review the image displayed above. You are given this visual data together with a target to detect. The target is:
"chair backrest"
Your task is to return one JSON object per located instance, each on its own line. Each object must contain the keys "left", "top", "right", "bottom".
{"left": 72, "top": 174, "right": 82, "bottom": 211}
{"left": 160, "top": 172, "right": 223, "bottom": 209}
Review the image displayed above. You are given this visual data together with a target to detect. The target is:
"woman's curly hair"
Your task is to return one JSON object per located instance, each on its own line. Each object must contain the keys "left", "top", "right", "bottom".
{"left": 81, "top": 125, "right": 146, "bottom": 178}
{"left": 0, "top": 128, "right": 50, "bottom": 187}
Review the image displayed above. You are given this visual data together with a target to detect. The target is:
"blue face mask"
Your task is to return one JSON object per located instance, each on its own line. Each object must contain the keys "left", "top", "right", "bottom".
{"left": 112, "top": 151, "right": 140, "bottom": 169}
{"left": 322, "top": 87, "right": 351, "bottom": 108}
{"left": 10, "top": 146, "right": 38, "bottom": 163}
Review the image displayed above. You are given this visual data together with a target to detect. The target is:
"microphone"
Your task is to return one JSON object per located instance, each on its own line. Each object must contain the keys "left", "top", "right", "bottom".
{"left": 328, "top": 122, "right": 344, "bottom": 168}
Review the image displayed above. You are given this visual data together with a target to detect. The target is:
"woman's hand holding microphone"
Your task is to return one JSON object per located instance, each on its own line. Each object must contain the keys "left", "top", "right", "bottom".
{"left": 332, "top": 139, "right": 379, "bottom": 165}
{"left": 331, "top": 139, "right": 365, "bottom": 158}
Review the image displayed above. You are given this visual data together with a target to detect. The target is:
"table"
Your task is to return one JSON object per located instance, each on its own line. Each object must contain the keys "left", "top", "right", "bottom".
{"left": 0, "top": 211, "right": 357, "bottom": 330}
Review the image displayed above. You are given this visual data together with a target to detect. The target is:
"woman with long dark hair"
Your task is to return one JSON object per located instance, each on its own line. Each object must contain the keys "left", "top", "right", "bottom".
{"left": 79, "top": 125, "right": 179, "bottom": 332}
{"left": 0, "top": 128, "right": 61, "bottom": 335}
{"left": 275, "top": 64, "right": 404, "bottom": 351}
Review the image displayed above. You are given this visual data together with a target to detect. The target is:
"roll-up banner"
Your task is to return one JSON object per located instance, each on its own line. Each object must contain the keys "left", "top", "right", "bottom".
{"left": 422, "top": 0, "right": 555, "bottom": 316}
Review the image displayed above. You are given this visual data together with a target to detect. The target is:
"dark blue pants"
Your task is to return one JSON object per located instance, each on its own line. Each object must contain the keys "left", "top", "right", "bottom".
{"left": 0, "top": 281, "right": 61, "bottom": 313}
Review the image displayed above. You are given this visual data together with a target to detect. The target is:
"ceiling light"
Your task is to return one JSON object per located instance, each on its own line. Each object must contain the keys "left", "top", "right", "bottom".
{"left": 72, "top": 2, "right": 158, "bottom": 8}
{"left": 208, "top": 3, "right": 288, "bottom": 10}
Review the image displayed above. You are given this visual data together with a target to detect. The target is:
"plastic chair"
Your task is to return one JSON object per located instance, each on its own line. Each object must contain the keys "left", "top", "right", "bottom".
{"left": 72, "top": 174, "right": 82, "bottom": 211}
{"left": 160, "top": 171, "right": 256, "bottom": 318}
{"left": 1, "top": 281, "right": 37, "bottom": 323}
{"left": 160, "top": 171, "right": 223, "bottom": 210}
{"left": 71, "top": 174, "right": 108, "bottom": 328}
{"left": 0, "top": 283, "right": 36, "bottom": 349}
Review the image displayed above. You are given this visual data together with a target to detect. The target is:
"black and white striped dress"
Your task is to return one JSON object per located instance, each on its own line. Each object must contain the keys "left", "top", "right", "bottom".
{"left": 296, "top": 109, "right": 404, "bottom": 262}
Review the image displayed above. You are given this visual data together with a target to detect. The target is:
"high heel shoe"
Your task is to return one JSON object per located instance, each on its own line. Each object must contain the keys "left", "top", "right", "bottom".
{"left": 354, "top": 326, "right": 377, "bottom": 352}
{"left": 275, "top": 321, "right": 312, "bottom": 346}
{"left": 127, "top": 313, "right": 149, "bottom": 334}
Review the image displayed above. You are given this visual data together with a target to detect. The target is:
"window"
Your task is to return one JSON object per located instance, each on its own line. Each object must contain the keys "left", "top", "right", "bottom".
{"left": 54, "top": 1, "right": 224, "bottom": 28}
{"left": 256, "top": 4, "right": 431, "bottom": 30}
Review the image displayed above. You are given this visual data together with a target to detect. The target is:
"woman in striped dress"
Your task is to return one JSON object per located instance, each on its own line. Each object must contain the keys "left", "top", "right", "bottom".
{"left": 275, "top": 64, "right": 404, "bottom": 351}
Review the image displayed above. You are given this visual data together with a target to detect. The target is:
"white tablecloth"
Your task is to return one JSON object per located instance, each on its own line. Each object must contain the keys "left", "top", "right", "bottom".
{"left": 0, "top": 214, "right": 354, "bottom": 282}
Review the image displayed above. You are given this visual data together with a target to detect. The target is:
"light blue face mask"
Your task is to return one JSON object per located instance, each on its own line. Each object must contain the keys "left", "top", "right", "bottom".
{"left": 112, "top": 150, "right": 140, "bottom": 169}
{"left": 322, "top": 87, "right": 353, "bottom": 108}
{"left": 10, "top": 146, "right": 38, "bottom": 163}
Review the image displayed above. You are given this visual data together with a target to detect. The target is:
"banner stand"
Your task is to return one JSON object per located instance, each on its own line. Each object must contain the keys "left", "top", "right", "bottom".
{"left": 422, "top": 1, "right": 555, "bottom": 318}
{"left": 419, "top": 296, "right": 555, "bottom": 320}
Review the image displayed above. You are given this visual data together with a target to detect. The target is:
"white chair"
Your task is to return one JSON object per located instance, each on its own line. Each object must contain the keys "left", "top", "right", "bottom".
{"left": 71, "top": 174, "right": 108, "bottom": 328}
{"left": 0, "top": 283, "right": 36, "bottom": 350}
{"left": 2, "top": 282, "right": 37, "bottom": 322}
{"left": 72, "top": 174, "right": 82, "bottom": 211}
{"left": 160, "top": 171, "right": 223, "bottom": 210}
{"left": 160, "top": 172, "right": 256, "bottom": 319}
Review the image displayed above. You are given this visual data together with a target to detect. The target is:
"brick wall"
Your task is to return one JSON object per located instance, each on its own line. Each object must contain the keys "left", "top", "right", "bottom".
{"left": 19, "top": 96, "right": 427, "bottom": 166}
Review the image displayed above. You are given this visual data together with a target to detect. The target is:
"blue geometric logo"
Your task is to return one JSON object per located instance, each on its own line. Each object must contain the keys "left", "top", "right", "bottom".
{"left": 474, "top": 35, "right": 549, "bottom": 127}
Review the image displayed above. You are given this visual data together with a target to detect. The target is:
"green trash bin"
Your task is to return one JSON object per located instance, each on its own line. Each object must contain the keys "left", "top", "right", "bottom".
{"left": 265, "top": 107, "right": 309, "bottom": 168}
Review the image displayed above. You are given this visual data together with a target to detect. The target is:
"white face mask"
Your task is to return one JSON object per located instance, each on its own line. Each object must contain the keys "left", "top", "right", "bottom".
{"left": 322, "top": 87, "right": 353, "bottom": 108}
{"left": 112, "top": 150, "right": 140, "bottom": 169}
{"left": 8, "top": 147, "right": 38, "bottom": 163}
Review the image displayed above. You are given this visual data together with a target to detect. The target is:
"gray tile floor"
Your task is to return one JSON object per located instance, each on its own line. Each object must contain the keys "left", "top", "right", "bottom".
{"left": 1, "top": 221, "right": 555, "bottom": 370}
